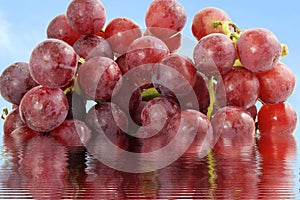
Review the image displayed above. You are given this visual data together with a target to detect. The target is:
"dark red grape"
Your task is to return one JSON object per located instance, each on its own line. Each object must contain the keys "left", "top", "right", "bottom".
{"left": 256, "top": 61, "right": 295, "bottom": 104}
{"left": 105, "top": 17, "right": 142, "bottom": 55}
{"left": 3, "top": 108, "right": 25, "bottom": 135}
{"left": 180, "top": 71, "right": 210, "bottom": 114}
{"left": 51, "top": 119, "right": 92, "bottom": 147}
{"left": 66, "top": 0, "right": 106, "bottom": 35}
{"left": 257, "top": 102, "right": 297, "bottom": 135}
{"left": 10, "top": 126, "right": 39, "bottom": 149}
{"left": 145, "top": 0, "right": 186, "bottom": 39}
{"left": 193, "top": 33, "right": 235, "bottom": 75}
{"left": 220, "top": 67, "right": 260, "bottom": 109}
{"left": 130, "top": 101, "right": 147, "bottom": 126}
{"left": 19, "top": 86, "right": 69, "bottom": 132}
{"left": 247, "top": 104, "right": 258, "bottom": 121}
{"left": 192, "top": 7, "right": 231, "bottom": 41}
{"left": 85, "top": 102, "right": 128, "bottom": 149}
{"left": 77, "top": 56, "right": 122, "bottom": 101}
{"left": 237, "top": 28, "right": 281, "bottom": 72}
{"left": 141, "top": 97, "right": 180, "bottom": 135}
{"left": 211, "top": 106, "right": 256, "bottom": 155}
{"left": 152, "top": 53, "right": 197, "bottom": 97}
{"left": 115, "top": 53, "right": 129, "bottom": 74}
{"left": 0, "top": 62, "right": 38, "bottom": 105}
{"left": 73, "top": 35, "right": 113, "bottom": 60}
{"left": 166, "top": 109, "right": 213, "bottom": 156}
{"left": 29, "top": 39, "right": 78, "bottom": 88}
{"left": 125, "top": 36, "right": 170, "bottom": 69}
{"left": 46, "top": 14, "right": 82, "bottom": 46}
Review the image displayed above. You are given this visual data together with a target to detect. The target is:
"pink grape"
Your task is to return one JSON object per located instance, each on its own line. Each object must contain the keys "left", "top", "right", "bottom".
{"left": 46, "top": 14, "right": 82, "bottom": 46}
{"left": 19, "top": 86, "right": 69, "bottom": 132}
{"left": 193, "top": 33, "right": 235, "bottom": 75}
{"left": 219, "top": 67, "right": 260, "bottom": 109}
{"left": 256, "top": 61, "right": 295, "bottom": 104}
{"left": 105, "top": 17, "right": 142, "bottom": 55}
{"left": 66, "top": 0, "right": 106, "bottom": 35}
{"left": 29, "top": 39, "right": 78, "bottom": 88}
{"left": 125, "top": 36, "right": 170, "bottom": 69}
{"left": 192, "top": 7, "right": 231, "bottom": 41}
{"left": 73, "top": 35, "right": 113, "bottom": 60}
{"left": 237, "top": 28, "right": 282, "bottom": 72}
{"left": 145, "top": 0, "right": 186, "bottom": 39}
{"left": 77, "top": 56, "right": 122, "bottom": 101}
{"left": 0, "top": 62, "right": 38, "bottom": 105}
{"left": 3, "top": 108, "right": 25, "bottom": 135}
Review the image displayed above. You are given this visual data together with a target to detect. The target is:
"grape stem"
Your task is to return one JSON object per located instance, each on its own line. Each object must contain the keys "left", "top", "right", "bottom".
{"left": 141, "top": 87, "right": 161, "bottom": 101}
{"left": 1, "top": 108, "right": 9, "bottom": 120}
{"left": 213, "top": 21, "right": 241, "bottom": 43}
{"left": 206, "top": 77, "right": 216, "bottom": 120}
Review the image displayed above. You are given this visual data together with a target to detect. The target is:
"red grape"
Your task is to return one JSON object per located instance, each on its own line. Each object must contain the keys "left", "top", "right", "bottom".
{"left": 193, "top": 33, "right": 235, "bottom": 75}
{"left": 29, "top": 39, "right": 78, "bottom": 88}
{"left": 141, "top": 97, "right": 180, "bottom": 135}
{"left": 211, "top": 106, "right": 256, "bottom": 154}
{"left": 220, "top": 67, "right": 260, "bottom": 109}
{"left": 125, "top": 36, "right": 170, "bottom": 69}
{"left": 237, "top": 28, "right": 281, "bottom": 72}
{"left": 51, "top": 119, "right": 92, "bottom": 147}
{"left": 3, "top": 108, "right": 25, "bottom": 135}
{"left": 77, "top": 56, "right": 122, "bottom": 101}
{"left": 192, "top": 7, "right": 231, "bottom": 41}
{"left": 152, "top": 53, "right": 197, "bottom": 97}
{"left": 46, "top": 14, "right": 82, "bottom": 46}
{"left": 256, "top": 61, "right": 295, "bottom": 104}
{"left": 0, "top": 62, "right": 38, "bottom": 105}
{"left": 166, "top": 109, "right": 213, "bottom": 156}
{"left": 257, "top": 102, "right": 297, "bottom": 135}
{"left": 19, "top": 86, "right": 69, "bottom": 132}
{"left": 145, "top": 0, "right": 186, "bottom": 39}
{"left": 105, "top": 17, "right": 142, "bottom": 55}
{"left": 66, "top": 91, "right": 87, "bottom": 121}
{"left": 73, "top": 35, "right": 113, "bottom": 59}
{"left": 66, "top": 0, "right": 106, "bottom": 35}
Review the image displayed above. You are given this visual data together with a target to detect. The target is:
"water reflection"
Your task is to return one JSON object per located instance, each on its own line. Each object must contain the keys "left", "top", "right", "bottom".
{"left": 0, "top": 131, "right": 298, "bottom": 199}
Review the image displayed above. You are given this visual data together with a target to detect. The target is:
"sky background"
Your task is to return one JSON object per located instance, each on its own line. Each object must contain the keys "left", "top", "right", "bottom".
{"left": 0, "top": 0, "right": 299, "bottom": 196}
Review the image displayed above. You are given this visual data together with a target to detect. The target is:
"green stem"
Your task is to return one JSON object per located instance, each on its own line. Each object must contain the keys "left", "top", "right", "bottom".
{"left": 207, "top": 150, "right": 217, "bottom": 194}
{"left": 141, "top": 87, "right": 161, "bottom": 101}
{"left": 206, "top": 77, "right": 216, "bottom": 120}
{"left": 280, "top": 43, "right": 289, "bottom": 58}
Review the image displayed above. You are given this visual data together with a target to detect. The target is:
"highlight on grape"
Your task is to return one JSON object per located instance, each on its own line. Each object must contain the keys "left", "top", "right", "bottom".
{"left": 0, "top": 0, "right": 297, "bottom": 173}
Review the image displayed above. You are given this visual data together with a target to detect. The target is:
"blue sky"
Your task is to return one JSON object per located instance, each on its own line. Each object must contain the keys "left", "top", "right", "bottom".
{"left": 0, "top": 0, "right": 299, "bottom": 137}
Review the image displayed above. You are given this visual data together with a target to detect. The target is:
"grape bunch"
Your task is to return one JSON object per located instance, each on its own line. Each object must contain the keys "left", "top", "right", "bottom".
{"left": 0, "top": 0, "right": 297, "bottom": 169}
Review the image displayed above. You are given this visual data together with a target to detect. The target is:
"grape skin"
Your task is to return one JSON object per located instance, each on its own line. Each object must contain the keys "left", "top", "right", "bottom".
{"left": 73, "top": 35, "right": 113, "bottom": 60}
{"left": 258, "top": 102, "right": 297, "bottom": 135}
{"left": 0, "top": 62, "right": 38, "bottom": 105}
{"left": 220, "top": 67, "right": 260, "bottom": 109}
{"left": 145, "top": 0, "right": 186, "bottom": 39}
{"left": 256, "top": 61, "right": 295, "bottom": 104}
{"left": 3, "top": 108, "right": 25, "bottom": 135}
{"left": 105, "top": 17, "right": 142, "bottom": 55}
{"left": 237, "top": 28, "right": 282, "bottom": 73}
{"left": 29, "top": 39, "right": 78, "bottom": 88}
{"left": 77, "top": 56, "right": 122, "bottom": 101}
{"left": 46, "top": 14, "right": 82, "bottom": 46}
{"left": 192, "top": 7, "right": 231, "bottom": 41}
{"left": 19, "top": 86, "right": 69, "bottom": 132}
{"left": 193, "top": 33, "right": 235, "bottom": 75}
{"left": 66, "top": 0, "right": 106, "bottom": 35}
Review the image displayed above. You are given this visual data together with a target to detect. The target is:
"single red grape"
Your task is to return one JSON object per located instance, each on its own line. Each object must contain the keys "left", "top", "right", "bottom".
{"left": 3, "top": 108, "right": 25, "bottom": 135}
{"left": 19, "top": 86, "right": 69, "bottom": 132}
{"left": 256, "top": 61, "right": 295, "bottom": 104}
{"left": 29, "top": 39, "right": 78, "bottom": 88}
{"left": 46, "top": 14, "right": 82, "bottom": 46}
{"left": 237, "top": 28, "right": 281, "bottom": 72}
{"left": 192, "top": 7, "right": 231, "bottom": 41}
{"left": 145, "top": 0, "right": 186, "bottom": 39}
{"left": 105, "top": 17, "right": 142, "bottom": 55}
{"left": 0, "top": 62, "right": 38, "bottom": 105}
{"left": 66, "top": 0, "right": 106, "bottom": 35}
{"left": 257, "top": 102, "right": 297, "bottom": 135}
